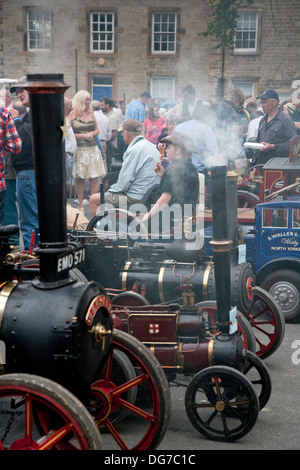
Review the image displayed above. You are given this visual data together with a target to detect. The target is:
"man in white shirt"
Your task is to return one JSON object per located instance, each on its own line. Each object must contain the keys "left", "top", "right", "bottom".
{"left": 100, "top": 97, "right": 119, "bottom": 171}
{"left": 166, "top": 85, "right": 202, "bottom": 122}
{"left": 91, "top": 100, "right": 111, "bottom": 170}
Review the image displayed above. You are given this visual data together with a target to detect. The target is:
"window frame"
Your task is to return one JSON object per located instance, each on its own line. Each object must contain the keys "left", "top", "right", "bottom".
{"left": 151, "top": 12, "right": 177, "bottom": 55}
{"left": 262, "top": 208, "right": 288, "bottom": 229}
{"left": 234, "top": 11, "right": 259, "bottom": 55}
{"left": 27, "top": 10, "right": 52, "bottom": 52}
{"left": 150, "top": 76, "right": 176, "bottom": 104}
{"left": 292, "top": 209, "right": 300, "bottom": 229}
{"left": 90, "top": 11, "right": 115, "bottom": 53}
{"left": 232, "top": 81, "right": 255, "bottom": 97}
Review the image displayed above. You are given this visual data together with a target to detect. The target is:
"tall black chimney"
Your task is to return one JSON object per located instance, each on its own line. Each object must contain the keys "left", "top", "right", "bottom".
{"left": 25, "top": 74, "right": 69, "bottom": 286}
{"left": 209, "top": 166, "right": 232, "bottom": 333}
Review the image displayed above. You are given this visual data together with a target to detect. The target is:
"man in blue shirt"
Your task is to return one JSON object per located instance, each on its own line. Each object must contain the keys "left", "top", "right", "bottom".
{"left": 174, "top": 104, "right": 217, "bottom": 174}
{"left": 125, "top": 92, "right": 151, "bottom": 122}
{"left": 89, "top": 119, "right": 160, "bottom": 217}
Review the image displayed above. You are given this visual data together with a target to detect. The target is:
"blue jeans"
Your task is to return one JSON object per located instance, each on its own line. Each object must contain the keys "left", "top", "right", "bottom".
{"left": 4, "top": 179, "right": 19, "bottom": 245}
{"left": 16, "top": 170, "right": 38, "bottom": 251}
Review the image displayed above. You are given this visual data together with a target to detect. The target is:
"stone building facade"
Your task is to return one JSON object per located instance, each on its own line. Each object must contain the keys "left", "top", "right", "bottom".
{"left": 0, "top": 0, "right": 299, "bottom": 104}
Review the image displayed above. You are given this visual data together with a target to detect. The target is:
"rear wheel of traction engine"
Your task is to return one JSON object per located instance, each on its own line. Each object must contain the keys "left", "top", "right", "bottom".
{"left": 237, "top": 190, "right": 259, "bottom": 208}
{"left": 195, "top": 301, "right": 256, "bottom": 353}
{"left": 239, "top": 350, "right": 272, "bottom": 411}
{"left": 89, "top": 329, "right": 170, "bottom": 450}
{"left": 185, "top": 365, "right": 259, "bottom": 442}
{"left": 0, "top": 374, "right": 102, "bottom": 450}
{"left": 259, "top": 269, "right": 300, "bottom": 324}
{"left": 245, "top": 286, "right": 285, "bottom": 359}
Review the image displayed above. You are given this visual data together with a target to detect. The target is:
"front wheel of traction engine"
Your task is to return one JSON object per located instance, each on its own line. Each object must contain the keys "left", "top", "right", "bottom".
{"left": 89, "top": 329, "right": 171, "bottom": 450}
{"left": 185, "top": 365, "right": 259, "bottom": 442}
{"left": 0, "top": 374, "right": 102, "bottom": 450}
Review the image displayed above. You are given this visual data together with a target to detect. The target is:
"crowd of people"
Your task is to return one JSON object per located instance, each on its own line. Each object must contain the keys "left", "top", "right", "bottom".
{"left": 87, "top": 84, "right": 299, "bottom": 225}
{"left": 0, "top": 77, "right": 299, "bottom": 248}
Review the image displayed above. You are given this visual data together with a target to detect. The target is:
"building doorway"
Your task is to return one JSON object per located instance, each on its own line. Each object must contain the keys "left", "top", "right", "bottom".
{"left": 88, "top": 74, "right": 116, "bottom": 101}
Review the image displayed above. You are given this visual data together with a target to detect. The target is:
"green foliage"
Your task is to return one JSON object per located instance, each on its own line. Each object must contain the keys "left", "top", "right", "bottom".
{"left": 200, "top": 0, "right": 255, "bottom": 50}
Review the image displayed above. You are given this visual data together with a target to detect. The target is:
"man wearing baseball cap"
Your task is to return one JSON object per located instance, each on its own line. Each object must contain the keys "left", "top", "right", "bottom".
{"left": 253, "top": 89, "right": 296, "bottom": 165}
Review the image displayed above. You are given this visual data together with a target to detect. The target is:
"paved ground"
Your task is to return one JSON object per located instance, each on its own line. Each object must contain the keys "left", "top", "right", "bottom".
{"left": 156, "top": 321, "right": 300, "bottom": 451}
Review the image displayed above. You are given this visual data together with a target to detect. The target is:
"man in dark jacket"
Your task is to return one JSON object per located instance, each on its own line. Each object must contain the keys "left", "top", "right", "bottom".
{"left": 10, "top": 77, "right": 38, "bottom": 251}
{"left": 253, "top": 89, "right": 296, "bottom": 166}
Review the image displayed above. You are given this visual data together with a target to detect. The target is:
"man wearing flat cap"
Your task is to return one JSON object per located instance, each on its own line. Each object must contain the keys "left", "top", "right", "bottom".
{"left": 253, "top": 89, "right": 296, "bottom": 166}
{"left": 89, "top": 119, "right": 160, "bottom": 217}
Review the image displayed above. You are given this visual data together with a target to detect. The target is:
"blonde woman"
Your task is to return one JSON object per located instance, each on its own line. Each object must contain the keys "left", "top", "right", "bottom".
{"left": 68, "top": 90, "right": 106, "bottom": 212}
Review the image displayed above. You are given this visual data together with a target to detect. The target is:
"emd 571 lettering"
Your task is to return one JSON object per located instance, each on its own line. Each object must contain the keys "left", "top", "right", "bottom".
{"left": 57, "top": 247, "right": 85, "bottom": 272}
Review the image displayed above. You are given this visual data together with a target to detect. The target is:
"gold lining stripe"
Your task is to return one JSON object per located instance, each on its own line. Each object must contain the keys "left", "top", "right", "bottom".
{"left": 158, "top": 264, "right": 166, "bottom": 304}
{"left": 207, "top": 339, "right": 214, "bottom": 366}
{"left": 202, "top": 263, "right": 212, "bottom": 301}
{"left": 0, "top": 281, "right": 18, "bottom": 333}
{"left": 38, "top": 426, "right": 70, "bottom": 450}
{"left": 121, "top": 261, "right": 131, "bottom": 291}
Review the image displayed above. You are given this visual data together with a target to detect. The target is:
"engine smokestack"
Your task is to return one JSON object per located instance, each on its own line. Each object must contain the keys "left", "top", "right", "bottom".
{"left": 24, "top": 74, "right": 70, "bottom": 285}
{"left": 209, "top": 166, "right": 232, "bottom": 333}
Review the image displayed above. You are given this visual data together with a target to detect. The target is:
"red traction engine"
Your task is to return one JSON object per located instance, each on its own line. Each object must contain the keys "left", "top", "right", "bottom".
{"left": 0, "top": 75, "right": 171, "bottom": 451}
{"left": 81, "top": 172, "right": 284, "bottom": 361}
{"left": 109, "top": 166, "right": 273, "bottom": 441}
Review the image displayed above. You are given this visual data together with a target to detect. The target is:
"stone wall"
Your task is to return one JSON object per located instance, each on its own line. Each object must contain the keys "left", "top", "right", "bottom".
{"left": 1, "top": 0, "right": 299, "bottom": 103}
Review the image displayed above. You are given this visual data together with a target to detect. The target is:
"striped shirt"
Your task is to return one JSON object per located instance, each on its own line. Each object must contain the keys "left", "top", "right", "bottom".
{"left": 0, "top": 108, "right": 22, "bottom": 191}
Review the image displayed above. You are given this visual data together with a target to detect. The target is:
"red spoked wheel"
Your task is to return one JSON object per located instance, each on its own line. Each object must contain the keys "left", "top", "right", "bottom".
{"left": 89, "top": 329, "right": 171, "bottom": 450}
{"left": 0, "top": 374, "right": 102, "bottom": 450}
{"left": 244, "top": 286, "right": 285, "bottom": 359}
